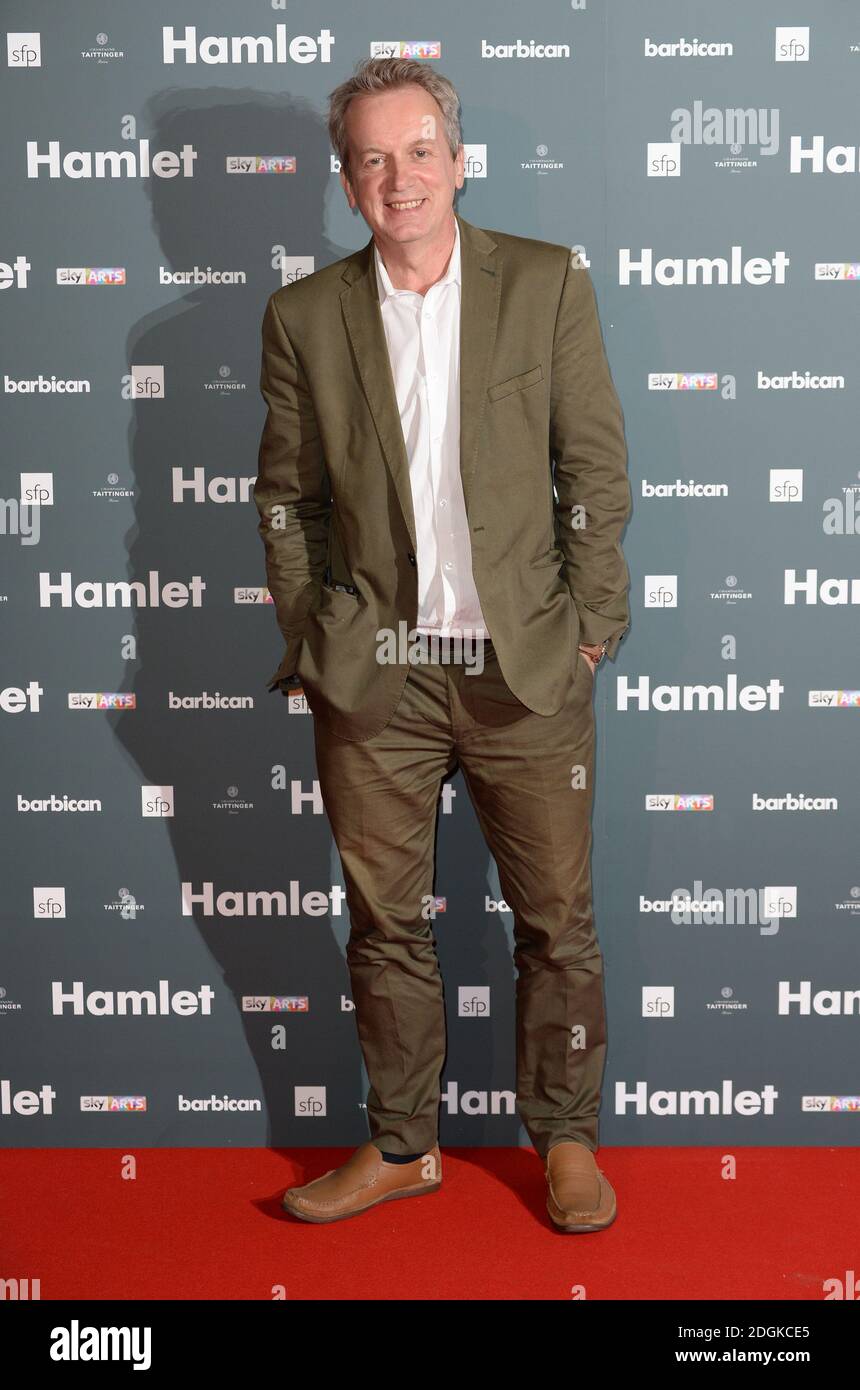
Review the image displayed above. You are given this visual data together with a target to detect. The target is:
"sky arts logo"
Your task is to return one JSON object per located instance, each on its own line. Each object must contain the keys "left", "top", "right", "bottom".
{"left": 80, "top": 1095, "right": 146, "bottom": 1111}
{"left": 802, "top": 1096, "right": 860, "bottom": 1112}
{"left": 770, "top": 468, "right": 802, "bottom": 501}
{"left": 809, "top": 689, "right": 860, "bottom": 708}
{"left": 242, "top": 996, "right": 309, "bottom": 1012}
{"left": 645, "top": 795, "right": 714, "bottom": 811}
{"left": 57, "top": 268, "right": 125, "bottom": 286}
{"left": 648, "top": 372, "right": 718, "bottom": 389}
{"left": 162, "top": 25, "right": 335, "bottom": 65}
{"left": 370, "top": 42, "right": 441, "bottom": 59}
{"left": 814, "top": 262, "right": 860, "bottom": 280}
{"left": 644, "top": 575, "right": 677, "bottom": 607}
{"left": 7, "top": 32, "right": 40, "bottom": 66}
{"left": 235, "top": 587, "right": 272, "bottom": 605}
{"left": 642, "top": 987, "right": 675, "bottom": 1017}
{"left": 225, "top": 156, "right": 296, "bottom": 174}
{"left": 68, "top": 693, "right": 136, "bottom": 711}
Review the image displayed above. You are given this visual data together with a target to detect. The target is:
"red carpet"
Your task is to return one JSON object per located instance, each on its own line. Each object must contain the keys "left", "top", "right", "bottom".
{"left": 2, "top": 1146, "right": 856, "bottom": 1300}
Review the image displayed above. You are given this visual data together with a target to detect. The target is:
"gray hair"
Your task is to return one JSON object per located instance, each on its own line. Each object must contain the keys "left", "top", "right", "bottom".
{"left": 328, "top": 56, "right": 463, "bottom": 181}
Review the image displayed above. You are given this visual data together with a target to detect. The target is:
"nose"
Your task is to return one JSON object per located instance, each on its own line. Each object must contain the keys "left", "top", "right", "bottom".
{"left": 386, "top": 154, "right": 412, "bottom": 191}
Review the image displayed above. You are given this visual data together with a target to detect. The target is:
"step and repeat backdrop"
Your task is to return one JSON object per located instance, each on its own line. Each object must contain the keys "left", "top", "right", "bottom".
{"left": 2, "top": 1, "right": 858, "bottom": 1148}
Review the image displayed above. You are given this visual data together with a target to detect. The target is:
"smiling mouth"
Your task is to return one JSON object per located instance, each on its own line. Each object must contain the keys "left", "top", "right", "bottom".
{"left": 386, "top": 198, "right": 427, "bottom": 212}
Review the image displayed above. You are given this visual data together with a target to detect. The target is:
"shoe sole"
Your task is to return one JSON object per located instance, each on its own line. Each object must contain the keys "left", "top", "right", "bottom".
{"left": 282, "top": 1179, "right": 442, "bottom": 1224}
{"left": 546, "top": 1174, "right": 617, "bottom": 1233}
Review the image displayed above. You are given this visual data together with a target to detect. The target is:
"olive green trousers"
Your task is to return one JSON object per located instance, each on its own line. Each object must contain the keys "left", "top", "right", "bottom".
{"left": 312, "top": 637, "right": 606, "bottom": 1161}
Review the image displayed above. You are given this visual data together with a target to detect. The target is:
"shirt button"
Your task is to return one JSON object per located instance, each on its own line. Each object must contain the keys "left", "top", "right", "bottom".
{"left": 439, "top": 499, "right": 447, "bottom": 509}
{"left": 444, "top": 561, "right": 453, "bottom": 572}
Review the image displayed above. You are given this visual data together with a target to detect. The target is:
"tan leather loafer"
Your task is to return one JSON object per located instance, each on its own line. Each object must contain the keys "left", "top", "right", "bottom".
{"left": 545, "top": 1140, "right": 616, "bottom": 1232}
{"left": 282, "top": 1142, "right": 442, "bottom": 1224}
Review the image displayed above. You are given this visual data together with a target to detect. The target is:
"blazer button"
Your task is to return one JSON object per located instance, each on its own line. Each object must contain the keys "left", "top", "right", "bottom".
{"left": 407, "top": 551, "right": 416, "bottom": 566}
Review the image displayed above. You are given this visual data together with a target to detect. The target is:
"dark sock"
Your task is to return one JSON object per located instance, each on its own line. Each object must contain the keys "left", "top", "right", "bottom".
{"left": 380, "top": 1150, "right": 424, "bottom": 1164}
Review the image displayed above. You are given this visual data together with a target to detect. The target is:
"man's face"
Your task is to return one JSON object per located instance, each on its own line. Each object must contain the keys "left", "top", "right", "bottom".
{"left": 339, "top": 84, "right": 464, "bottom": 251}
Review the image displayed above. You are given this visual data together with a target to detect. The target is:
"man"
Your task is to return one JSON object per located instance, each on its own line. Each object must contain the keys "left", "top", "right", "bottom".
{"left": 253, "top": 56, "right": 631, "bottom": 1232}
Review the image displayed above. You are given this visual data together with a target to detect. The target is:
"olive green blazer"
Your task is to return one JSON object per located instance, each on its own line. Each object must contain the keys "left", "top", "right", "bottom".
{"left": 254, "top": 211, "right": 631, "bottom": 741}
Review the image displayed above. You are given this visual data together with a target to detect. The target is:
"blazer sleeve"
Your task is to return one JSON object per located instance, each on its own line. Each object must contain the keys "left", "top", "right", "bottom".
{"left": 253, "top": 290, "right": 331, "bottom": 672}
{"left": 549, "top": 252, "right": 632, "bottom": 660}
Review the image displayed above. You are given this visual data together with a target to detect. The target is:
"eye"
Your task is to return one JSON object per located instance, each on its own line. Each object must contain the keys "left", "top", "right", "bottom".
{"left": 415, "top": 149, "right": 429, "bottom": 158}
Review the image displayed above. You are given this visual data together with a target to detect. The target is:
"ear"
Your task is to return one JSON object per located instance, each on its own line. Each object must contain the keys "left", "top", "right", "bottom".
{"left": 454, "top": 143, "right": 466, "bottom": 189}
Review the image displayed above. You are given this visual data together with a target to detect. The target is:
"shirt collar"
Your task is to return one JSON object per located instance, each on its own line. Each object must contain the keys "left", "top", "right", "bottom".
{"left": 374, "top": 217, "right": 461, "bottom": 303}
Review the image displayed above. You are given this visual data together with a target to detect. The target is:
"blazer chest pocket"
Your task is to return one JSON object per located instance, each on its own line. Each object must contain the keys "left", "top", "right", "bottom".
{"left": 487, "top": 362, "right": 543, "bottom": 402}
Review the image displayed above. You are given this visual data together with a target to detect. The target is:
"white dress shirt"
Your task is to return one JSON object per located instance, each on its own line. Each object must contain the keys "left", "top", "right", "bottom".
{"left": 374, "top": 219, "right": 490, "bottom": 639}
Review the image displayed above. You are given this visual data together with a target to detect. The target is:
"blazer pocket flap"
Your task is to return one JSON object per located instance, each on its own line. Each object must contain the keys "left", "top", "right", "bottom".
{"left": 489, "top": 361, "right": 541, "bottom": 400}
{"left": 487, "top": 362, "right": 543, "bottom": 402}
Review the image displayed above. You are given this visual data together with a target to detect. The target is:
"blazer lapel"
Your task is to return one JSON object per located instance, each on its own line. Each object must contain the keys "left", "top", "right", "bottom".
{"left": 456, "top": 213, "right": 501, "bottom": 509}
{"left": 339, "top": 211, "right": 501, "bottom": 551}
